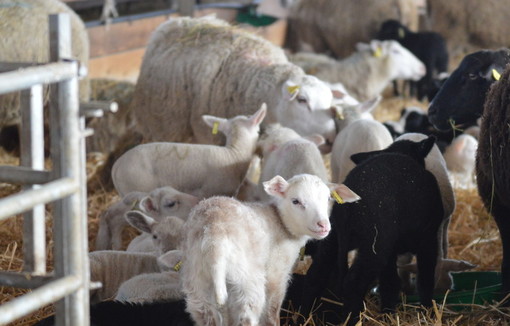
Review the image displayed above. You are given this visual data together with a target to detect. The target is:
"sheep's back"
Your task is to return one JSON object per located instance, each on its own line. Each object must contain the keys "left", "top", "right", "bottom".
{"left": 0, "top": 0, "right": 90, "bottom": 127}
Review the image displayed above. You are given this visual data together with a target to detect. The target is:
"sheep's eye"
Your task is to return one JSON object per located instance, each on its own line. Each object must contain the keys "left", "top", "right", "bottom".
{"left": 152, "top": 235, "right": 158, "bottom": 239}
{"left": 297, "top": 96, "right": 307, "bottom": 104}
{"left": 292, "top": 199, "right": 301, "bottom": 205}
{"left": 165, "top": 201, "right": 177, "bottom": 208}
{"left": 468, "top": 73, "right": 477, "bottom": 80}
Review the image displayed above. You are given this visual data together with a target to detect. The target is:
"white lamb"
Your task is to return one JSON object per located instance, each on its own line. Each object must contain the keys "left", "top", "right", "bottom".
{"left": 181, "top": 174, "right": 361, "bottom": 326}
{"left": 125, "top": 211, "right": 184, "bottom": 255}
{"left": 254, "top": 126, "right": 329, "bottom": 202}
{"left": 443, "top": 133, "right": 478, "bottom": 189}
{"left": 89, "top": 251, "right": 161, "bottom": 303}
{"left": 115, "top": 250, "right": 184, "bottom": 303}
{"left": 112, "top": 104, "right": 266, "bottom": 198}
{"left": 289, "top": 39, "right": 426, "bottom": 101}
{"left": 95, "top": 186, "right": 198, "bottom": 251}
{"left": 132, "top": 16, "right": 341, "bottom": 147}
{"left": 331, "top": 119, "right": 393, "bottom": 183}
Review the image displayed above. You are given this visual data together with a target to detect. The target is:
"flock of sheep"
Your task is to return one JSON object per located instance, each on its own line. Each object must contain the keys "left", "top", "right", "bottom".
{"left": 2, "top": 0, "right": 510, "bottom": 326}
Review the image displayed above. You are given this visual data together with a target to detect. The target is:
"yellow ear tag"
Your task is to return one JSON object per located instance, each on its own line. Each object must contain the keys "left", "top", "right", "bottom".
{"left": 336, "top": 111, "right": 345, "bottom": 120}
{"left": 373, "top": 47, "right": 382, "bottom": 58}
{"left": 130, "top": 199, "right": 139, "bottom": 210}
{"left": 332, "top": 190, "right": 345, "bottom": 204}
{"left": 212, "top": 122, "right": 219, "bottom": 135}
{"left": 287, "top": 85, "right": 300, "bottom": 95}
{"left": 492, "top": 69, "right": 501, "bottom": 81}
{"left": 398, "top": 27, "right": 405, "bottom": 39}
{"left": 299, "top": 246, "right": 305, "bottom": 261}
{"left": 173, "top": 260, "right": 182, "bottom": 272}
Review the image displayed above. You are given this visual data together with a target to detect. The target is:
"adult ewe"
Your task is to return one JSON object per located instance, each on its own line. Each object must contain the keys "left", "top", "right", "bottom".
{"left": 289, "top": 40, "right": 425, "bottom": 102}
{"left": 0, "top": 0, "right": 90, "bottom": 152}
{"left": 377, "top": 19, "right": 449, "bottom": 100}
{"left": 132, "top": 16, "right": 339, "bottom": 146}
{"left": 427, "top": 49, "right": 510, "bottom": 298}
{"left": 285, "top": 0, "right": 418, "bottom": 59}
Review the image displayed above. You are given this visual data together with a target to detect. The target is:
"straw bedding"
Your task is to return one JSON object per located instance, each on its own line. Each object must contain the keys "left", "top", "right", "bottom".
{"left": 0, "top": 86, "right": 508, "bottom": 325}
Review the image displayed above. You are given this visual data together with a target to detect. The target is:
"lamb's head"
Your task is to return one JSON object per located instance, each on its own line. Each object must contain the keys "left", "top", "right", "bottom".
{"left": 202, "top": 103, "right": 267, "bottom": 148}
{"left": 263, "top": 174, "right": 360, "bottom": 240}
{"left": 276, "top": 74, "right": 337, "bottom": 150}
{"left": 357, "top": 40, "right": 425, "bottom": 82}
{"left": 257, "top": 123, "right": 323, "bottom": 157}
{"left": 140, "top": 186, "right": 199, "bottom": 220}
{"left": 125, "top": 211, "right": 184, "bottom": 255}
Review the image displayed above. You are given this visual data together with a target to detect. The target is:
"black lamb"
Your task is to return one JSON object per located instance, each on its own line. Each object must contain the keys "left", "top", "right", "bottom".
{"left": 428, "top": 48, "right": 510, "bottom": 299}
{"left": 377, "top": 19, "right": 449, "bottom": 101}
{"left": 298, "top": 137, "right": 444, "bottom": 325}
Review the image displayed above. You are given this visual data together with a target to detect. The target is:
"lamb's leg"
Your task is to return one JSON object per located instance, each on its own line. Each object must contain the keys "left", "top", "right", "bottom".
{"left": 262, "top": 280, "right": 286, "bottom": 326}
{"left": 378, "top": 254, "right": 401, "bottom": 312}
{"left": 341, "top": 250, "right": 381, "bottom": 326}
{"left": 416, "top": 232, "right": 439, "bottom": 307}
{"left": 229, "top": 273, "right": 265, "bottom": 326}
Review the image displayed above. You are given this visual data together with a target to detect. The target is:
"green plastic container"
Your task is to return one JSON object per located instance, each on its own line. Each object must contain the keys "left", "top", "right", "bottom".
{"left": 236, "top": 9, "right": 277, "bottom": 27}
{"left": 404, "top": 271, "right": 502, "bottom": 306}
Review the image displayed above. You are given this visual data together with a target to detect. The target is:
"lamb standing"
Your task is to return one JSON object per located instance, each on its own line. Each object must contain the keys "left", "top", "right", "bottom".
{"left": 300, "top": 137, "right": 444, "bottom": 325}
{"left": 181, "top": 174, "right": 360, "bottom": 326}
{"left": 112, "top": 104, "right": 266, "bottom": 198}
{"left": 288, "top": 40, "right": 425, "bottom": 101}
{"left": 131, "top": 16, "right": 340, "bottom": 146}
{"left": 95, "top": 186, "right": 198, "bottom": 251}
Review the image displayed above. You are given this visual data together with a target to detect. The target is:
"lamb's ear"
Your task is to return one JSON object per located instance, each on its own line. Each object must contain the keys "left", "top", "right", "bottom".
{"left": 358, "top": 95, "right": 381, "bottom": 114}
{"left": 202, "top": 115, "right": 227, "bottom": 133}
{"left": 249, "top": 103, "right": 267, "bottom": 126}
{"left": 305, "top": 134, "right": 325, "bottom": 147}
{"left": 439, "top": 259, "right": 477, "bottom": 272}
{"left": 140, "top": 196, "right": 158, "bottom": 214}
{"left": 350, "top": 150, "right": 382, "bottom": 165}
{"left": 329, "top": 183, "right": 361, "bottom": 203}
{"left": 263, "top": 175, "right": 289, "bottom": 198}
{"left": 419, "top": 136, "right": 436, "bottom": 157}
{"left": 125, "top": 211, "right": 155, "bottom": 234}
{"left": 157, "top": 250, "right": 183, "bottom": 272}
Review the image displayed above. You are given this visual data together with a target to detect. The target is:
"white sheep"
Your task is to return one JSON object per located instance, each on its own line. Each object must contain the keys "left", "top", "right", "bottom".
{"left": 334, "top": 96, "right": 381, "bottom": 138}
{"left": 181, "top": 174, "right": 360, "bottom": 326}
{"left": 125, "top": 211, "right": 184, "bottom": 255}
{"left": 443, "top": 133, "right": 478, "bottom": 189}
{"left": 95, "top": 186, "right": 198, "bottom": 251}
{"left": 254, "top": 126, "right": 329, "bottom": 202}
{"left": 115, "top": 250, "right": 184, "bottom": 303}
{"left": 131, "top": 16, "right": 340, "bottom": 147}
{"left": 288, "top": 40, "right": 426, "bottom": 101}
{"left": 89, "top": 251, "right": 161, "bottom": 303}
{"left": 112, "top": 104, "right": 267, "bottom": 198}
{"left": 0, "top": 0, "right": 90, "bottom": 132}
{"left": 331, "top": 119, "right": 393, "bottom": 183}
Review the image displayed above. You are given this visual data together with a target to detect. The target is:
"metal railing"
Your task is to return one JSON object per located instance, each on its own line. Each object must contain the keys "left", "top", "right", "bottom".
{"left": 0, "top": 14, "right": 90, "bottom": 326}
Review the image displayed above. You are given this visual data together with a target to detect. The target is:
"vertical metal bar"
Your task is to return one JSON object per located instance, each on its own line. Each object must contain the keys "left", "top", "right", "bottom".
{"left": 49, "top": 13, "right": 89, "bottom": 326}
{"left": 20, "top": 85, "right": 46, "bottom": 274}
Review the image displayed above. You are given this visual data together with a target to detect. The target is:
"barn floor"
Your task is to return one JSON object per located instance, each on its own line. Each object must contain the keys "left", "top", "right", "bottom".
{"left": 0, "top": 86, "right": 509, "bottom": 325}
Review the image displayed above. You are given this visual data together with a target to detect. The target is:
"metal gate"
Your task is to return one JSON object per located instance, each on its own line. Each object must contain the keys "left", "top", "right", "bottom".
{"left": 0, "top": 14, "right": 90, "bottom": 326}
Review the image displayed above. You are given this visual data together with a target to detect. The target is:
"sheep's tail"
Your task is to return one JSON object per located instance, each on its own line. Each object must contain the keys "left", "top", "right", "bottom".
{"left": 211, "top": 247, "right": 229, "bottom": 307}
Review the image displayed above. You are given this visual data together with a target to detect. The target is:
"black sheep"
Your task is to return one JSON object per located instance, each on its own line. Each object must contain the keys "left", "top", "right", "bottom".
{"left": 299, "top": 137, "right": 444, "bottom": 325}
{"left": 427, "top": 48, "right": 510, "bottom": 298}
{"left": 34, "top": 300, "right": 194, "bottom": 326}
{"left": 377, "top": 19, "right": 449, "bottom": 101}
{"left": 428, "top": 49, "right": 510, "bottom": 131}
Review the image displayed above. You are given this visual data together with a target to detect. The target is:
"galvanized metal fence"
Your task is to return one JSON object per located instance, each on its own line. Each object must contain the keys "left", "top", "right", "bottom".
{"left": 0, "top": 14, "right": 91, "bottom": 326}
